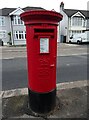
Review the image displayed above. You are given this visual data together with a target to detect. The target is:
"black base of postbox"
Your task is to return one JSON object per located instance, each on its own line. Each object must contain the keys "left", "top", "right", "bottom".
{"left": 28, "top": 88, "right": 56, "bottom": 114}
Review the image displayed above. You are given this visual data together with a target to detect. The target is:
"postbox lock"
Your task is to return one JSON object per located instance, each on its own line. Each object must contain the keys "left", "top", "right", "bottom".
{"left": 50, "top": 64, "right": 55, "bottom": 67}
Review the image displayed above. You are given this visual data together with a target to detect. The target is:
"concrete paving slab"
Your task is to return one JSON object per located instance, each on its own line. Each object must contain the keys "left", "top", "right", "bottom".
{"left": 2, "top": 86, "right": 88, "bottom": 119}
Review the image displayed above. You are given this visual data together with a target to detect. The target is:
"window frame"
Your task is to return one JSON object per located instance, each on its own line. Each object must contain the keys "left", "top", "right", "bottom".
{"left": 14, "top": 31, "right": 26, "bottom": 40}
{"left": 87, "top": 19, "right": 89, "bottom": 28}
{"left": 0, "top": 30, "right": 6, "bottom": 38}
{"left": 0, "top": 16, "right": 5, "bottom": 26}
{"left": 71, "top": 16, "right": 85, "bottom": 27}
{"left": 13, "top": 16, "right": 24, "bottom": 25}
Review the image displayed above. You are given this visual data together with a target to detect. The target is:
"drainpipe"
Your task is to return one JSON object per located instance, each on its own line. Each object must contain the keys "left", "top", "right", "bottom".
{"left": 67, "top": 17, "right": 69, "bottom": 43}
{"left": 10, "top": 15, "right": 14, "bottom": 45}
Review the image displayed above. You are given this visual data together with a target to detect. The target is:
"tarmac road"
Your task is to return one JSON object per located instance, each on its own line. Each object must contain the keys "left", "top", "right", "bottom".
{"left": 2, "top": 54, "right": 87, "bottom": 90}
{"left": 57, "top": 55, "right": 87, "bottom": 82}
{"left": 0, "top": 43, "right": 88, "bottom": 90}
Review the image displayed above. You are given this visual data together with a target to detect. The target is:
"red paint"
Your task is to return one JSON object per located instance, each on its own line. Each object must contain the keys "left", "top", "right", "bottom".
{"left": 20, "top": 10, "right": 63, "bottom": 93}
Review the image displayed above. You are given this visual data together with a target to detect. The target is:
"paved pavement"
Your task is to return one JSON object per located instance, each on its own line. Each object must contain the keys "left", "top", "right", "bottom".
{"left": 1, "top": 80, "right": 88, "bottom": 119}
{"left": 0, "top": 43, "right": 88, "bottom": 59}
{"left": 57, "top": 43, "right": 87, "bottom": 56}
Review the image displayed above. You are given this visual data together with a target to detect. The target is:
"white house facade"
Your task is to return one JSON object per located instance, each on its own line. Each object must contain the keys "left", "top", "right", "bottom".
{"left": 1, "top": 4, "right": 88, "bottom": 45}
{"left": 0, "top": 7, "right": 44, "bottom": 45}
{"left": 59, "top": 2, "right": 89, "bottom": 43}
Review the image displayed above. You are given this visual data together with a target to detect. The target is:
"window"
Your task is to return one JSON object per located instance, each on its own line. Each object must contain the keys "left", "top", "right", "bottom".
{"left": 87, "top": 19, "right": 89, "bottom": 28}
{"left": 71, "top": 30, "right": 81, "bottom": 35}
{"left": 83, "top": 19, "right": 86, "bottom": 27}
{"left": 69, "top": 30, "right": 82, "bottom": 37}
{"left": 72, "top": 17, "right": 84, "bottom": 26}
{"left": 0, "top": 31, "right": 6, "bottom": 38}
{"left": 13, "top": 16, "right": 24, "bottom": 25}
{"left": 0, "top": 16, "right": 5, "bottom": 26}
{"left": 14, "top": 31, "right": 26, "bottom": 40}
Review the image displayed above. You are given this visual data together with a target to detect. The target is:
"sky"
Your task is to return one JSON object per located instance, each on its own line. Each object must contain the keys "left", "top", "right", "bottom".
{"left": 0, "top": 0, "right": 89, "bottom": 12}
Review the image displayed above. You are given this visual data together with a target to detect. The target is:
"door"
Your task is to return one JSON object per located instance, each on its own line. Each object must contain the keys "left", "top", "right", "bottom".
{"left": 28, "top": 27, "right": 57, "bottom": 93}
{"left": 36, "top": 35, "right": 57, "bottom": 93}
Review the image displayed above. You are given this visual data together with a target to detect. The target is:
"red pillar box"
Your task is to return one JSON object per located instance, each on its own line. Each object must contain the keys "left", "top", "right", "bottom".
{"left": 20, "top": 10, "right": 63, "bottom": 114}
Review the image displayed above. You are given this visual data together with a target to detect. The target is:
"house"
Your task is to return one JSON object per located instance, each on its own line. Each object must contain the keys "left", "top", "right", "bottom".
{"left": 59, "top": 2, "right": 89, "bottom": 43}
{"left": 0, "top": 7, "right": 44, "bottom": 45}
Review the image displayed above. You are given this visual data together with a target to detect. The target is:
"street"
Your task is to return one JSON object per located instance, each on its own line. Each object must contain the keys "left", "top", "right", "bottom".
{"left": 1, "top": 43, "right": 88, "bottom": 90}
{"left": 2, "top": 55, "right": 87, "bottom": 90}
{"left": 57, "top": 55, "right": 87, "bottom": 83}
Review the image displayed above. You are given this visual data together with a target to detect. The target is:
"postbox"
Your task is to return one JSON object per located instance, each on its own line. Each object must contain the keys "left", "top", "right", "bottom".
{"left": 20, "top": 10, "right": 63, "bottom": 114}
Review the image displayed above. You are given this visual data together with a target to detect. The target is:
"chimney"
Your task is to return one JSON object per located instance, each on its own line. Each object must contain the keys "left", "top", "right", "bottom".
{"left": 60, "top": 1, "right": 64, "bottom": 10}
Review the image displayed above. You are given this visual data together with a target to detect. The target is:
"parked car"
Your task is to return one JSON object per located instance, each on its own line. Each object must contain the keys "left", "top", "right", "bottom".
{"left": 69, "top": 31, "right": 89, "bottom": 44}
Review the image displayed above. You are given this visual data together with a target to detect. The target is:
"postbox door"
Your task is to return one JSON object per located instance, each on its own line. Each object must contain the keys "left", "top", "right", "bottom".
{"left": 28, "top": 27, "right": 57, "bottom": 93}
{"left": 36, "top": 35, "right": 57, "bottom": 92}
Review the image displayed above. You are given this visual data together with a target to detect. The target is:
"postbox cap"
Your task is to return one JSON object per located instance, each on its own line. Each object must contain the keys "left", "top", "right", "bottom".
{"left": 20, "top": 10, "right": 63, "bottom": 25}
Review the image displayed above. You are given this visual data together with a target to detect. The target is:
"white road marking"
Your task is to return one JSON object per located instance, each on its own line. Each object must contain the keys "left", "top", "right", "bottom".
{"left": 2, "top": 57, "right": 15, "bottom": 60}
{"left": 6, "top": 50, "right": 26, "bottom": 52}
{"left": 59, "top": 53, "right": 88, "bottom": 56}
{"left": 65, "top": 44, "right": 80, "bottom": 46}
{"left": 66, "top": 64, "right": 70, "bottom": 66}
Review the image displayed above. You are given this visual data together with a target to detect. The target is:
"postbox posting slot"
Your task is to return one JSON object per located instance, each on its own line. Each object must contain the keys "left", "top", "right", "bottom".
{"left": 34, "top": 28, "right": 54, "bottom": 38}
{"left": 34, "top": 29, "right": 54, "bottom": 33}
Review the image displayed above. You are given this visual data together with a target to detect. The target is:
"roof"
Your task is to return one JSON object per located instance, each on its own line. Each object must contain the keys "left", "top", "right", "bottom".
{"left": 23, "top": 6, "right": 45, "bottom": 11}
{"left": 0, "top": 8, "right": 16, "bottom": 16}
{"left": 64, "top": 9, "right": 89, "bottom": 18}
{"left": 0, "top": 7, "right": 45, "bottom": 16}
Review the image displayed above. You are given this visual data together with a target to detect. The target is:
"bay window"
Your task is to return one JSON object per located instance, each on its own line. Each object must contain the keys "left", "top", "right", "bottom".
{"left": 13, "top": 16, "right": 24, "bottom": 25}
{"left": 87, "top": 19, "right": 89, "bottom": 28}
{"left": 14, "top": 31, "right": 26, "bottom": 40}
{"left": 72, "top": 17, "right": 84, "bottom": 26}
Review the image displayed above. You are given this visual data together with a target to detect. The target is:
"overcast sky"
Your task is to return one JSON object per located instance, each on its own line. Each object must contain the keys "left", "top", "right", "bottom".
{"left": 0, "top": 0, "right": 88, "bottom": 12}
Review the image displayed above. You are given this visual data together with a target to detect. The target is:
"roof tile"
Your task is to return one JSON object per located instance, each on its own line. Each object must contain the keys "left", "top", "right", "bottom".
{"left": 64, "top": 9, "right": 89, "bottom": 18}
{"left": 0, "top": 7, "right": 45, "bottom": 16}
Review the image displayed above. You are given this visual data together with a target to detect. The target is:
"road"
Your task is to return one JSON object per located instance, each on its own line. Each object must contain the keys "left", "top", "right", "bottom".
{"left": 2, "top": 54, "right": 87, "bottom": 91}
{"left": 57, "top": 55, "right": 87, "bottom": 83}
{"left": 0, "top": 43, "right": 88, "bottom": 90}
